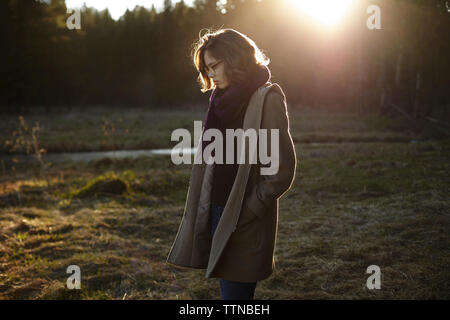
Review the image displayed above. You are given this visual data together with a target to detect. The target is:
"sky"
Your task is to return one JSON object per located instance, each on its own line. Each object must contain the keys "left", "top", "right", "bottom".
{"left": 65, "top": 0, "right": 196, "bottom": 20}
{"left": 65, "top": 1, "right": 357, "bottom": 26}
{"left": 288, "top": 0, "right": 354, "bottom": 26}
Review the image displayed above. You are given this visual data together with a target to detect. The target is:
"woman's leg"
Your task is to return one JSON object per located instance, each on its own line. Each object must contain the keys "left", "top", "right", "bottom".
{"left": 220, "top": 279, "right": 257, "bottom": 300}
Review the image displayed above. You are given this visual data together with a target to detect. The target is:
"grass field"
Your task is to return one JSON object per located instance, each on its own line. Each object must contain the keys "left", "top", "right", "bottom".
{"left": 0, "top": 107, "right": 449, "bottom": 299}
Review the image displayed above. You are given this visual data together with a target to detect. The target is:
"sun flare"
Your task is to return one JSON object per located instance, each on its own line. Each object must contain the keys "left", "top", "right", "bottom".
{"left": 288, "top": 0, "right": 355, "bottom": 26}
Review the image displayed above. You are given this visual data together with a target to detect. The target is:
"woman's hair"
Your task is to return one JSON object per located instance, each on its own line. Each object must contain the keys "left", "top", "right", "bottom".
{"left": 192, "top": 28, "right": 270, "bottom": 93}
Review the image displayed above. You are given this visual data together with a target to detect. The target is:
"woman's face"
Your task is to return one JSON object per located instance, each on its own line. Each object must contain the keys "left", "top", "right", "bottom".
{"left": 204, "top": 49, "right": 230, "bottom": 90}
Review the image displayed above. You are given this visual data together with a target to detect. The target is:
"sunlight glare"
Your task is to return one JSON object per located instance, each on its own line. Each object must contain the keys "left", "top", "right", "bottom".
{"left": 288, "top": 0, "right": 354, "bottom": 26}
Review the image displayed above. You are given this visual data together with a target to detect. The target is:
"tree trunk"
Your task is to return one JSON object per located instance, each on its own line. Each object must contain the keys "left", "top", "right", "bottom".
{"left": 395, "top": 48, "right": 403, "bottom": 89}
{"left": 357, "top": 41, "right": 364, "bottom": 116}
{"left": 413, "top": 69, "right": 421, "bottom": 120}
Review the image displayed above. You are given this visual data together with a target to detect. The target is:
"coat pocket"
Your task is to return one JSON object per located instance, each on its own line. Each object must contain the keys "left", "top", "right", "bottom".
{"left": 229, "top": 202, "right": 262, "bottom": 251}
{"left": 236, "top": 202, "right": 259, "bottom": 229}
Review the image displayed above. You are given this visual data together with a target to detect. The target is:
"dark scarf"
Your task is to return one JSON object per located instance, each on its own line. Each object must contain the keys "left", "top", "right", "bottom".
{"left": 202, "top": 64, "right": 271, "bottom": 152}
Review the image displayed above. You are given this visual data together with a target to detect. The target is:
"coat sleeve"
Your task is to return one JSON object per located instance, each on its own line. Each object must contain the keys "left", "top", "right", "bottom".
{"left": 245, "top": 91, "right": 297, "bottom": 218}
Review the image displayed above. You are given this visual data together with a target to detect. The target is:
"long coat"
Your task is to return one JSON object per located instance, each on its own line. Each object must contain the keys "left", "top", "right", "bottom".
{"left": 166, "top": 82, "right": 297, "bottom": 282}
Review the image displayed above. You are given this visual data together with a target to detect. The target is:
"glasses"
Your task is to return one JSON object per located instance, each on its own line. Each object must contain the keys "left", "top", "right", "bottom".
{"left": 206, "top": 60, "right": 223, "bottom": 77}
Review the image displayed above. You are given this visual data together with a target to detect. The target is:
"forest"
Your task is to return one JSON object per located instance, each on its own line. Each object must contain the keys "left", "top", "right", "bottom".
{"left": 1, "top": 0, "right": 449, "bottom": 124}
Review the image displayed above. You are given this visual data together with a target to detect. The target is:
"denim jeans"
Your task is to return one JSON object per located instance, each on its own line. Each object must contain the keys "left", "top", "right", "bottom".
{"left": 210, "top": 203, "right": 257, "bottom": 300}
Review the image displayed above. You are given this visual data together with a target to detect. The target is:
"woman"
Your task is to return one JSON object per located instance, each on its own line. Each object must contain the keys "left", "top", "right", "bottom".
{"left": 167, "top": 28, "right": 297, "bottom": 300}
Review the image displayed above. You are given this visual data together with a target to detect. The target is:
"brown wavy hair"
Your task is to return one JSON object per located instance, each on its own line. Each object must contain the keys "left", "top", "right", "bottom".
{"left": 192, "top": 28, "right": 270, "bottom": 93}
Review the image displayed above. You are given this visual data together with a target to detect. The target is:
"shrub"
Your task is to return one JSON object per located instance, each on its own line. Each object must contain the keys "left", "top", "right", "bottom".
{"left": 70, "top": 172, "right": 131, "bottom": 199}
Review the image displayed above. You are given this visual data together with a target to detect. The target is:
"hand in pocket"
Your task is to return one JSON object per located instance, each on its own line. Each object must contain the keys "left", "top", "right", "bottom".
{"left": 236, "top": 202, "right": 259, "bottom": 229}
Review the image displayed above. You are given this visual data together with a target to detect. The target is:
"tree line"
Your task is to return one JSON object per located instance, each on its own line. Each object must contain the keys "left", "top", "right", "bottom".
{"left": 1, "top": 0, "right": 449, "bottom": 122}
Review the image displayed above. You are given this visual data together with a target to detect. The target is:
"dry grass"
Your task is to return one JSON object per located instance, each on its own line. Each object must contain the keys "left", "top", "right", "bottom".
{"left": 0, "top": 107, "right": 448, "bottom": 299}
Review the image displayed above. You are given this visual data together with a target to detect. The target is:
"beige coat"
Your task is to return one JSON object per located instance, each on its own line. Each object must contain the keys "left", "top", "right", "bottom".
{"left": 166, "top": 82, "right": 297, "bottom": 282}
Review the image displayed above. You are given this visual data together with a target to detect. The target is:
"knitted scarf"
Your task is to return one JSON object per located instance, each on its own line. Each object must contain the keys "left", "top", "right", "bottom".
{"left": 202, "top": 64, "right": 271, "bottom": 152}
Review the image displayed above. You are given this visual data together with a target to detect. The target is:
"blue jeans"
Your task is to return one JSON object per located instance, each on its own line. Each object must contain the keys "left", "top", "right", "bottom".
{"left": 210, "top": 203, "right": 257, "bottom": 300}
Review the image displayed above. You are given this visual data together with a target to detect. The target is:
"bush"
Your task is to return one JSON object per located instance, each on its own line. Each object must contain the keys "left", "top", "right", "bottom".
{"left": 70, "top": 172, "right": 131, "bottom": 199}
